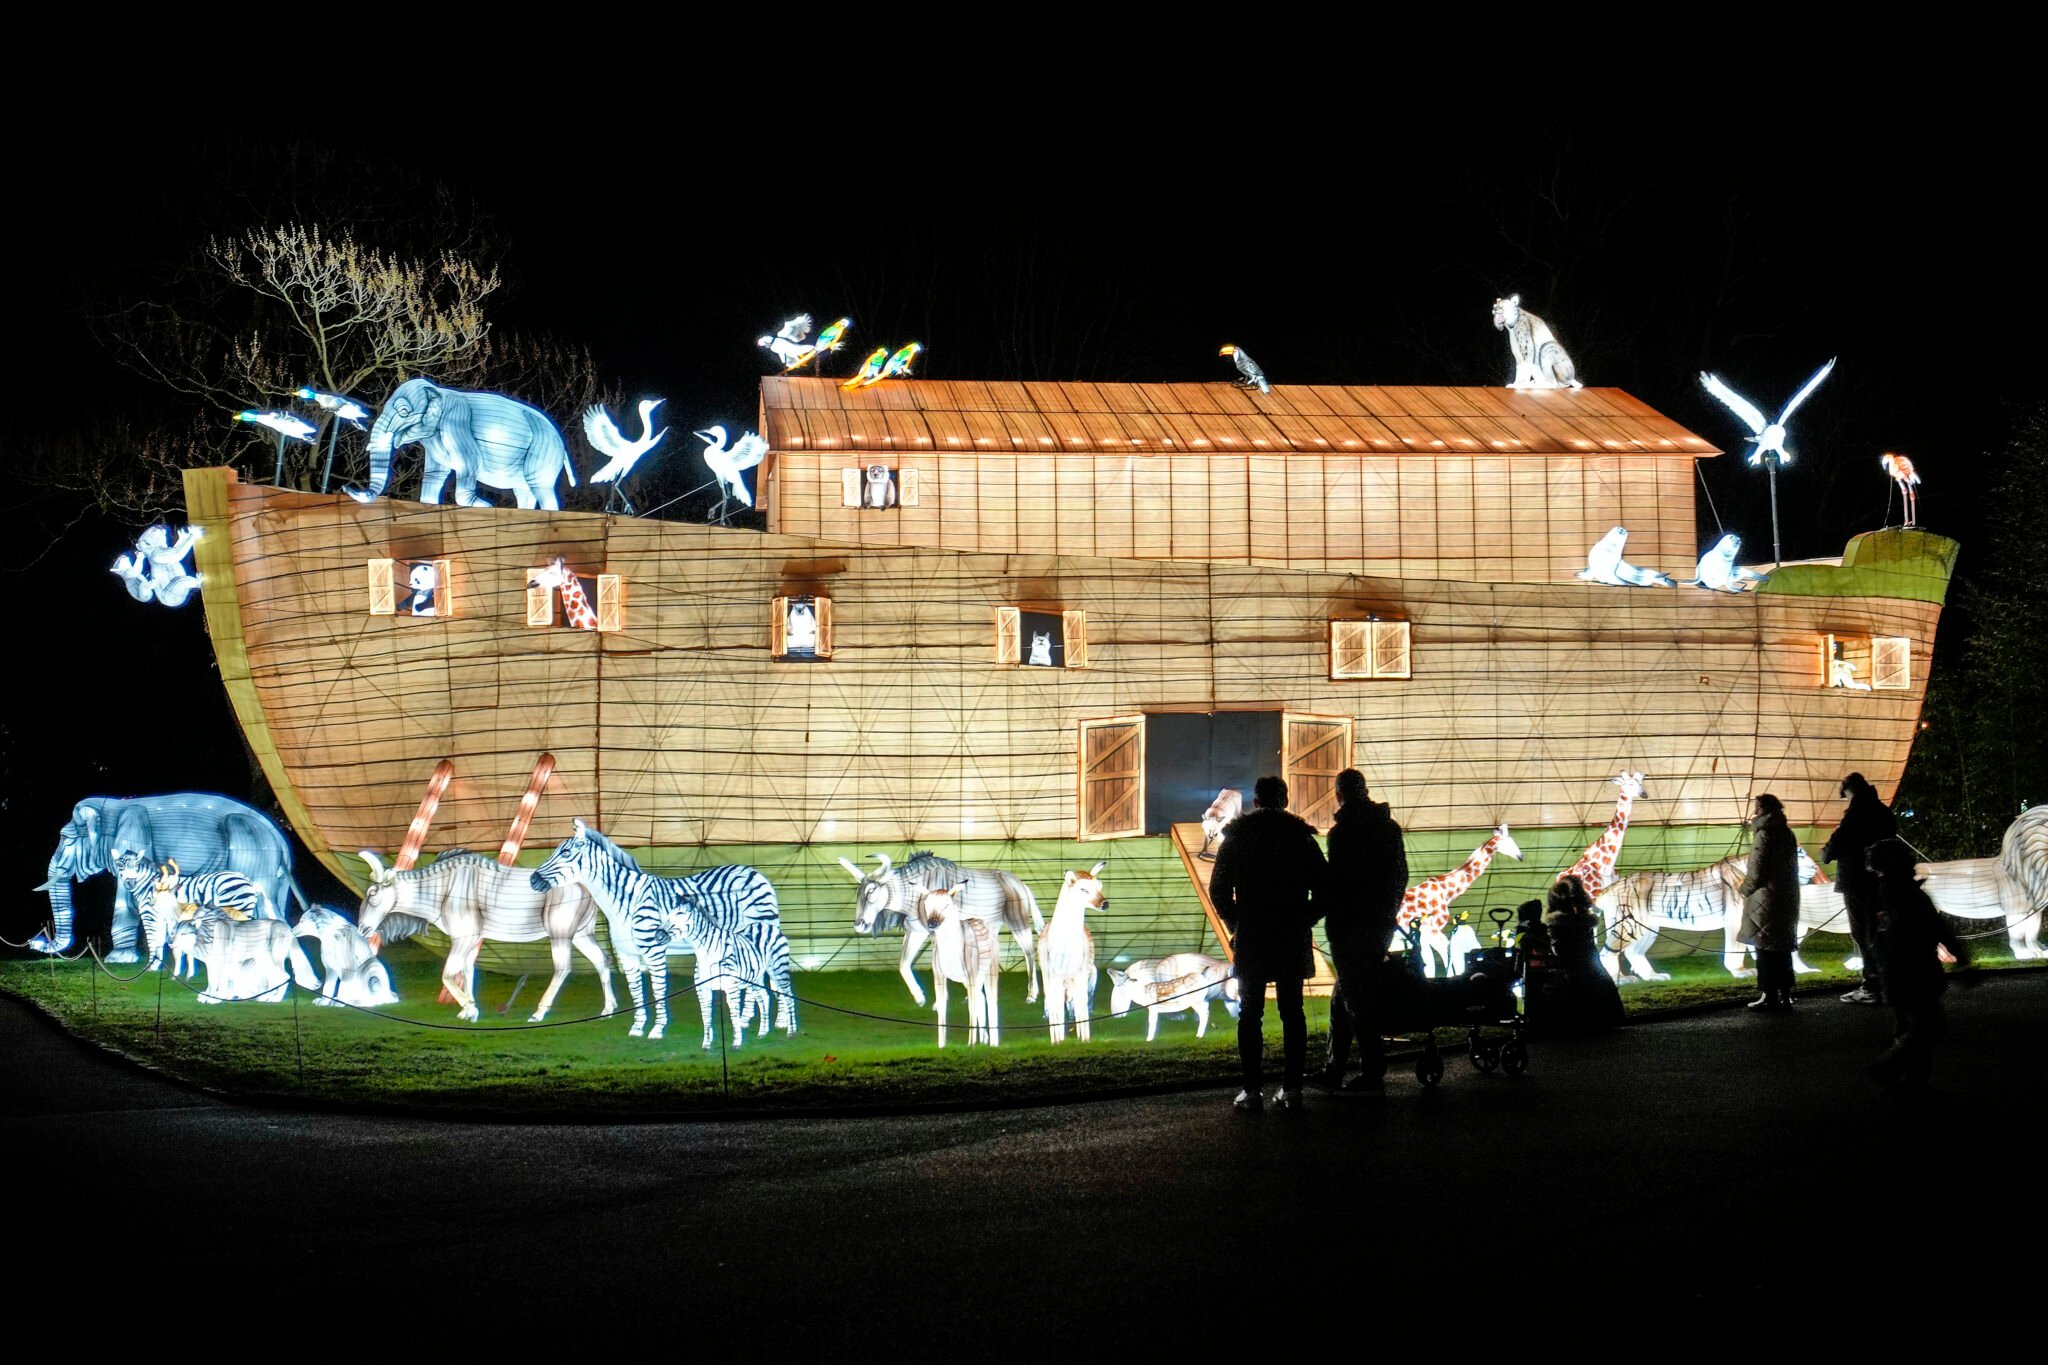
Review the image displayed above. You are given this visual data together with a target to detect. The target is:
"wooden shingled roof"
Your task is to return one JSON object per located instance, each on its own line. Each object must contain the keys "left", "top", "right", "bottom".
{"left": 758, "top": 378, "right": 1721, "bottom": 459}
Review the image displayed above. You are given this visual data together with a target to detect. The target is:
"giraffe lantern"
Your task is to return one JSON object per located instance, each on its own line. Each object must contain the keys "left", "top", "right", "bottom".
{"left": 1395, "top": 825, "right": 1524, "bottom": 977}
{"left": 1881, "top": 452, "right": 1921, "bottom": 528}
{"left": 1559, "top": 771, "right": 1647, "bottom": 900}
{"left": 528, "top": 557, "right": 600, "bottom": 630}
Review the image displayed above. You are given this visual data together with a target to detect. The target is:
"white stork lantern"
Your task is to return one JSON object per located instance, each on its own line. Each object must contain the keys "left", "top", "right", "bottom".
{"left": 1699, "top": 358, "right": 1837, "bottom": 565}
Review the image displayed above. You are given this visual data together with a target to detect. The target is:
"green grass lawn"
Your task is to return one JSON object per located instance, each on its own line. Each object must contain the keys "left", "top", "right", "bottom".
{"left": 2, "top": 929, "right": 2030, "bottom": 1115}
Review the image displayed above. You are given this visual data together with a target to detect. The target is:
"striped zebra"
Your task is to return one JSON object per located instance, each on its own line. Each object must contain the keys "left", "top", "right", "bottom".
{"left": 116, "top": 856, "right": 272, "bottom": 975}
{"left": 532, "top": 821, "right": 795, "bottom": 1047}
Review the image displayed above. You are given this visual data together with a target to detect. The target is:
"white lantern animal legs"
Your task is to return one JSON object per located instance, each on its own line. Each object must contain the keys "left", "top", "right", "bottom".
{"left": 1108, "top": 954, "right": 1238, "bottom": 1040}
{"left": 916, "top": 885, "right": 999, "bottom": 1047}
{"left": 1039, "top": 864, "right": 1105, "bottom": 1042}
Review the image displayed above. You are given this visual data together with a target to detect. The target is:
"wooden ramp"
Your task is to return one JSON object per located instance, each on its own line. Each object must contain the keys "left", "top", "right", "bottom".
{"left": 1170, "top": 823, "right": 1336, "bottom": 996}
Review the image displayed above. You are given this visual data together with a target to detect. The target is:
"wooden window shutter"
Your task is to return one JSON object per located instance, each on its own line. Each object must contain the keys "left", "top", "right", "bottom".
{"left": 595, "top": 574, "right": 623, "bottom": 633}
{"left": 1077, "top": 715, "right": 1145, "bottom": 840}
{"left": 815, "top": 596, "right": 834, "bottom": 658}
{"left": 994, "top": 607, "right": 1021, "bottom": 665}
{"left": 1818, "top": 634, "right": 1836, "bottom": 687}
{"left": 367, "top": 559, "right": 395, "bottom": 616}
{"left": 899, "top": 468, "right": 921, "bottom": 506}
{"left": 431, "top": 559, "right": 454, "bottom": 617}
{"left": 527, "top": 572, "right": 555, "bottom": 627}
{"left": 1063, "top": 610, "right": 1088, "bottom": 668}
{"left": 1283, "top": 712, "right": 1353, "bottom": 834}
{"left": 1329, "top": 620, "right": 1368, "bottom": 679}
{"left": 1872, "top": 637, "right": 1911, "bottom": 690}
{"left": 770, "top": 595, "right": 788, "bottom": 658}
{"left": 841, "top": 468, "right": 863, "bottom": 507}
{"left": 1371, "top": 620, "right": 1411, "bottom": 679}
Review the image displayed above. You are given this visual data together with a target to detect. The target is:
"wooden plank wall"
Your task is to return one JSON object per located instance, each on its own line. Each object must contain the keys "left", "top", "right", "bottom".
{"left": 768, "top": 451, "right": 1699, "bottom": 584}
{"left": 208, "top": 475, "right": 1939, "bottom": 880}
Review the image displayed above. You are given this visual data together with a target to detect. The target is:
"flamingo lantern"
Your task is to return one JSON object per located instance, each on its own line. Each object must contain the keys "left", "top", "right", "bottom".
{"left": 1880, "top": 452, "right": 1921, "bottom": 528}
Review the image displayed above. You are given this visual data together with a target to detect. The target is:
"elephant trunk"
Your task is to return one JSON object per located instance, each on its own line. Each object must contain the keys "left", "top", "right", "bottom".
{"left": 349, "top": 409, "right": 401, "bottom": 503}
{"left": 33, "top": 863, "right": 74, "bottom": 953}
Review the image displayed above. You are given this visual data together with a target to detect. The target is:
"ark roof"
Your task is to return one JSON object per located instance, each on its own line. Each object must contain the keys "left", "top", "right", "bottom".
{"left": 760, "top": 378, "right": 1720, "bottom": 460}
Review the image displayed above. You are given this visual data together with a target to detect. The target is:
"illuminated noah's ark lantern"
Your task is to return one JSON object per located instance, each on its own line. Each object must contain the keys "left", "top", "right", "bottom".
{"left": 178, "top": 373, "right": 1954, "bottom": 976}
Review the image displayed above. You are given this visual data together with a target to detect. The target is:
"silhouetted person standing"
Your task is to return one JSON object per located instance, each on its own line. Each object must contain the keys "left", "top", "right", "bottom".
{"left": 1311, "top": 770, "right": 1407, "bottom": 1091}
{"left": 1866, "top": 837, "right": 1973, "bottom": 1089}
{"left": 1821, "top": 772, "right": 1897, "bottom": 1005}
{"left": 1210, "top": 775, "right": 1326, "bottom": 1113}
{"left": 1739, "top": 793, "right": 1802, "bottom": 1011}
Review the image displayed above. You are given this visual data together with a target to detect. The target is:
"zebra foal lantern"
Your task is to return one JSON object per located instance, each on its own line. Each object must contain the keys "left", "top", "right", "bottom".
{"left": 532, "top": 821, "right": 795, "bottom": 1047}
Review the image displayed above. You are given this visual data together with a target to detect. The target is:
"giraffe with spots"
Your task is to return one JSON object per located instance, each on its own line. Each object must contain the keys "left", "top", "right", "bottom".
{"left": 1394, "top": 824, "right": 1524, "bottom": 977}
{"left": 530, "top": 557, "right": 599, "bottom": 630}
{"left": 1559, "top": 771, "right": 1646, "bottom": 899}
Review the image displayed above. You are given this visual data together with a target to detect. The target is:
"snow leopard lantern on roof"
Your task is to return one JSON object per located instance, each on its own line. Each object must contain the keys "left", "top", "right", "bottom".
{"left": 1491, "top": 295, "right": 1583, "bottom": 390}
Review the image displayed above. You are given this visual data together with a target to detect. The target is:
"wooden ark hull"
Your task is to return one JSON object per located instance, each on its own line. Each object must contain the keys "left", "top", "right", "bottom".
{"left": 184, "top": 467, "right": 1953, "bottom": 966}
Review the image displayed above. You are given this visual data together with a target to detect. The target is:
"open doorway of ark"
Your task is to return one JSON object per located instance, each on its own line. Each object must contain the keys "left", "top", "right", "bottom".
{"left": 1076, "top": 710, "right": 1353, "bottom": 840}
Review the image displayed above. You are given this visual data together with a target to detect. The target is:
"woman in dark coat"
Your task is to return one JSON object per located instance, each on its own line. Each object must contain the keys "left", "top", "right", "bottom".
{"left": 1738, "top": 793, "right": 1802, "bottom": 1011}
{"left": 1539, "top": 874, "right": 1625, "bottom": 1031}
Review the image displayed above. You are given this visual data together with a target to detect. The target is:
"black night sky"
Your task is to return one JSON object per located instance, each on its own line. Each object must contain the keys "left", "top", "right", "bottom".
{"left": 3, "top": 99, "right": 2038, "bottom": 933}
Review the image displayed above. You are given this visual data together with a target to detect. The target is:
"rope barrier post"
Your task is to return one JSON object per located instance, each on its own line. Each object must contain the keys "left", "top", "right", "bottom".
{"left": 292, "top": 988, "right": 305, "bottom": 1086}
{"left": 719, "top": 970, "right": 731, "bottom": 1102}
{"left": 154, "top": 956, "right": 165, "bottom": 1042}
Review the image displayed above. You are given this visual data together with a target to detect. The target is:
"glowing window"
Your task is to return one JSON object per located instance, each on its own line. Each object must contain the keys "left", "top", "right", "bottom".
{"left": 995, "top": 607, "right": 1088, "bottom": 669}
{"left": 840, "top": 466, "right": 922, "bottom": 508}
{"left": 772, "top": 594, "right": 833, "bottom": 661}
{"left": 1330, "top": 619, "right": 1411, "bottom": 680}
{"left": 368, "top": 558, "right": 453, "bottom": 618}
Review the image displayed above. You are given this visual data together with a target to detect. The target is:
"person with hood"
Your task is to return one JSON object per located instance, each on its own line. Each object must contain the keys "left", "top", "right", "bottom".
{"left": 1739, "top": 793, "right": 1802, "bottom": 1011}
{"left": 1539, "top": 873, "right": 1625, "bottom": 1030}
{"left": 1866, "top": 837, "right": 1974, "bottom": 1088}
{"left": 1309, "top": 769, "right": 1407, "bottom": 1091}
{"left": 1820, "top": 772, "right": 1898, "bottom": 1005}
{"left": 1209, "top": 774, "right": 1327, "bottom": 1113}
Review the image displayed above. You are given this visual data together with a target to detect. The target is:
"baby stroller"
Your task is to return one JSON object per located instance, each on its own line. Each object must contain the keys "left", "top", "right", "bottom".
{"left": 1380, "top": 909, "right": 1530, "bottom": 1086}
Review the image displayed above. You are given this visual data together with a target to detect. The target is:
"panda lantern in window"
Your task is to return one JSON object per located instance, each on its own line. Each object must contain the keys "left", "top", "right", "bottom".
{"left": 404, "top": 561, "right": 440, "bottom": 616}
{"left": 861, "top": 465, "right": 899, "bottom": 509}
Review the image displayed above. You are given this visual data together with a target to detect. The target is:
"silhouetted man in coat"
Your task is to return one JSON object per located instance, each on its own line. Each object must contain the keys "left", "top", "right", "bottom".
{"left": 1822, "top": 772, "right": 1897, "bottom": 1004}
{"left": 1310, "top": 770, "right": 1407, "bottom": 1091}
{"left": 1209, "top": 775, "right": 1326, "bottom": 1112}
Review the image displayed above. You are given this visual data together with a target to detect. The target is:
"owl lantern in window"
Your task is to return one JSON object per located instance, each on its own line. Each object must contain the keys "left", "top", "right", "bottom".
{"left": 841, "top": 466, "right": 921, "bottom": 509}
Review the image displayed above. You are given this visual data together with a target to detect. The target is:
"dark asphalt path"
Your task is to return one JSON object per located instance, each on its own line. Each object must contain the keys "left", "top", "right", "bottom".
{"left": 7, "top": 976, "right": 2042, "bottom": 1343}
